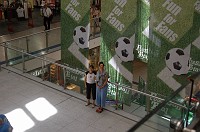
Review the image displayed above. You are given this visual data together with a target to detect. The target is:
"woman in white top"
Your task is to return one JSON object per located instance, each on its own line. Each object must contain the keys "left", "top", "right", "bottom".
{"left": 16, "top": 6, "right": 24, "bottom": 21}
{"left": 84, "top": 65, "right": 96, "bottom": 108}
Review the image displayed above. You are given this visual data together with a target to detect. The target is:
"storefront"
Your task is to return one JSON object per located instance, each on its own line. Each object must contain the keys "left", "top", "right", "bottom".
{"left": 28, "top": 61, "right": 85, "bottom": 94}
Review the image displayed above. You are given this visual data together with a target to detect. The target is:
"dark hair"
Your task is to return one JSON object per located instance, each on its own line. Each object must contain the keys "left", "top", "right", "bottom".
{"left": 89, "top": 64, "right": 94, "bottom": 69}
{"left": 99, "top": 62, "right": 104, "bottom": 66}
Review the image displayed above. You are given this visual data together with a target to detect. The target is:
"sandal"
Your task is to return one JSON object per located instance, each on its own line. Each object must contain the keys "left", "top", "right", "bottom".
{"left": 96, "top": 107, "right": 101, "bottom": 113}
{"left": 85, "top": 103, "right": 90, "bottom": 106}
{"left": 92, "top": 104, "right": 95, "bottom": 108}
{"left": 99, "top": 108, "right": 103, "bottom": 113}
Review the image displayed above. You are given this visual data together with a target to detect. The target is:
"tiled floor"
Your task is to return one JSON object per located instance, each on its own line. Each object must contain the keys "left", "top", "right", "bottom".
{"left": 0, "top": 67, "right": 168, "bottom": 132}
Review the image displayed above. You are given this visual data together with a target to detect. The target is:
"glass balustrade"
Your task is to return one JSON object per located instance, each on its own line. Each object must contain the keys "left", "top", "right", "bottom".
{"left": 128, "top": 75, "right": 200, "bottom": 132}
{"left": 1, "top": 18, "right": 199, "bottom": 131}
{"left": 0, "top": 18, "right": 101, "bottom": 62}
{"left": 1, "top": 43, "right": 199, "bottom": 131}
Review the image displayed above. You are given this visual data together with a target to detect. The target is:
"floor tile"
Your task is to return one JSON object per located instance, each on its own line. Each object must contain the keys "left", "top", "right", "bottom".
{"left": 83, "top": 126, "right": 104, "bottom": 132}
{"left": 77, "top": 108, "right": 104, "bottom": 126}
{"left": 92, "top": 114, "right": 118, "bottom": 131}
{"left": 60, "top": 119, "right": 89, "bottom": 132}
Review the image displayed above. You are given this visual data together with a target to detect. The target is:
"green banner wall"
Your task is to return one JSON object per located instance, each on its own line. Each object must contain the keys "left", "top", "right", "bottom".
{"left": 191, "top": 0, "right": 200, "bottom": 73}
{"left": 136, "top": 0, "right": 150, "bottom": 63}
{"left": 148, "top": 0, "right": 200, "bottom": 118}
{"left": 61, "top": 0, "right": 90, "bottom": 89}
{"left": 101, "top": 0, "right": 137, "bottom": 106}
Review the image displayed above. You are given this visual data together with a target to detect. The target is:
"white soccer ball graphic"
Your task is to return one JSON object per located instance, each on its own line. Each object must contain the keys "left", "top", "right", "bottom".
{"left": 73, "top": 26, "right": 89, "bottom": 49}
{"left": 165, "top": 48, "right": 190, "bottom": 75}
{"left": 115, "top": 37, "right": 134, "bottom": 62}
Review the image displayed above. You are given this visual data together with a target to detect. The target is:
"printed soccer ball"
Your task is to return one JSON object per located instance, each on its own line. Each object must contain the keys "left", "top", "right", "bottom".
{"left": 115, "top": 37, "right": 134, "bottom": 62}
{"left": 165, "top": 48, "right": 190, "bottom": 75}
{"left": 73, "top": 26, "right": 89, "bottom": 49}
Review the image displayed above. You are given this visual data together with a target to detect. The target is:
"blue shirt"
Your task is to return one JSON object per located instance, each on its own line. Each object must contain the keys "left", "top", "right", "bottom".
{"left": 0, "top": 114, "right": 12, "bottom": 132}
{"left": 0, "top": 123, "right": 10, "bottom": 132}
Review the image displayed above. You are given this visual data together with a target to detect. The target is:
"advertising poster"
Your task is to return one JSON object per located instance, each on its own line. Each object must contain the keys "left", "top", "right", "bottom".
{"left": 61, "top": 0, "right": 90, "bottom": 89}
{"left": 101, "top": 0, "right": 137, "bottom": 106}
{"left": 148, "top": 0, "right": 200, "bottom": 118}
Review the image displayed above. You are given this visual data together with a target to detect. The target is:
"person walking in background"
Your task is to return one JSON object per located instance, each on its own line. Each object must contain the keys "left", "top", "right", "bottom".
{"left": 96, "top": 62, "right": 108, "bottom": 113}
{"left": 0, "top": 114, "right": 13, "bottom": 132}
{"left": 84, "top": 65, "right": 96, "bottom": 108}
{"left": 92, "top": 6, "right": 100, "bottom": 27}
{"left": 16, "top": 5, "right": 24, "bottom": 21}
{"left": 42, "top": 3, "right": 52, "bottom": 30}
{"left": 93, "top": 6, "right": 100, "bottom": 27}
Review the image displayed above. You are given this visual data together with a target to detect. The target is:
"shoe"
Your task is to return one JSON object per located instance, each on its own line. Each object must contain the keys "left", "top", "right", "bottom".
{"left": 85, "top": 102, "right": 90, "bottom": 106}
{"left": 92, "top": 104, "right": 95, "bottom": 108}
{"left": 96, "top": 107, "right": 101, "bottom": 113}
{"left": 99, "top": 108, "right": 103, "bottom": 113}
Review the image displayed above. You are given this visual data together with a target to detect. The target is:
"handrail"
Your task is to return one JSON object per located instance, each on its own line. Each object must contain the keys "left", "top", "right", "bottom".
{"left": 188, "top": 71, "right": 200, "bottom": 81}
{"left": 0, "top": 43, "right": 187, "bottom": 110}
{"left": 0, "top": 17, "right": 102, "bottom": 44}
{"left": 128, "top": 81, "right": 190, "bottom": 132}
{"left": 0, "top": 27, "right": 61, "bottom": 44}
{"left": 109, "top": 81, "right": 187, "bottom": 109}
{"left": 0, "top": 43, "right": 85, "bottom": 76}
{"left": 0, "top": 25, "right": 100, "bottom": 45}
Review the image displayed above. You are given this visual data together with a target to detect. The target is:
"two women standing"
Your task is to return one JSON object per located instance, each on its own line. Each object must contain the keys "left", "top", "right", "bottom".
{"left": 84, "top": 62, "right": 108, "bottom": 113}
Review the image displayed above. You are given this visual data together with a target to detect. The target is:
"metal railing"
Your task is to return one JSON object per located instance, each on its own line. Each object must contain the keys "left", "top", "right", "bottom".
{"left": 0, "top": 27, "right": 61, "bottom": 64}
{"left": 109, "top": 81, "right": 187, "bottom": 110}
{"left": 0, "top": 43, "right": 84, "bottom": 75}
{"left": 0, "top": 42, "right": 187, "bottom": 111}
{"left": 0, "top": 27, "right": 61, "bottom": 44}
{"left": 0, "top": 17, "right": 101, "bottom": 64}
{"left": 0, "top": 17, "right": 195, "bottom": 130}
{"left": 0, "top": 43, "right": 194, "bottom": 131}
{"left": 128, "top": 72, "right": 200, "bottom": 132}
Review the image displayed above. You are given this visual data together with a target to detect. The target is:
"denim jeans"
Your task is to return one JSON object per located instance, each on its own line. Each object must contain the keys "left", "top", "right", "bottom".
{"left": 96, "top": 85, "right": 108, "bottom": 108}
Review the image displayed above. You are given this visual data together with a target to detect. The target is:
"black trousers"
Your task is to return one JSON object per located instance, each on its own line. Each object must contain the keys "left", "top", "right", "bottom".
{"left": 86, "top": 83, "right": 96, "bottom": 100}
{"left": 44, "top": 16, "right": 50, "bottom": 30}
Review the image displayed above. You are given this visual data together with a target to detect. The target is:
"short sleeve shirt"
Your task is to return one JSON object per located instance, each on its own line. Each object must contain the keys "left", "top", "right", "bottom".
{"left": 16, "top": 8, "right": 24, "bottom": 18}
{"left": 43, "top": 7, "right": 52, "bottom": 17}
{"left": 85, "top": 71, "right": 96, "bottom": 84}
{"left": 96, "top": 70, "right": 108, "bottom": 86}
